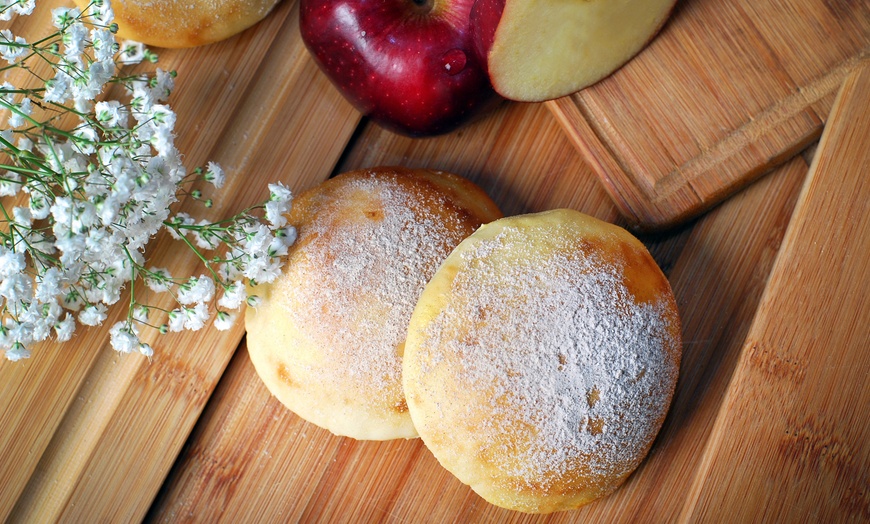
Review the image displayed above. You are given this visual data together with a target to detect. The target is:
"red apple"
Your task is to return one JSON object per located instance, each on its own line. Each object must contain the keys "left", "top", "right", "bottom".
{"left": 472, "top": 0, "right": 676, "bottom": 102}
{"left": 300, "top": 0, "right": 498, "bottom": 136}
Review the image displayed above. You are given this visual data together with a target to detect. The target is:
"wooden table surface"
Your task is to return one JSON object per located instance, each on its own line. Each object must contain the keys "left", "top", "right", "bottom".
{"left": 1, "top": 1, "right": 868, "bottom": 522}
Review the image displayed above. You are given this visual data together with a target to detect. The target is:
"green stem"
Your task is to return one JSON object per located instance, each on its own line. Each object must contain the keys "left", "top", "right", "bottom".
{"left": 167, "top": 224, "right": 225, "bottom": 285}
{"left": 121, "top": 245, "right": 139, "bottom": 324}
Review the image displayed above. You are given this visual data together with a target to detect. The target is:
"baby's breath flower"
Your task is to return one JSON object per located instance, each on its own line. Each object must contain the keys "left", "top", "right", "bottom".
{"left": 62, "top": 19, "right": 87, "bottom": 59}
{"left": 278, "top": 225, "right": 298, "bottom": 245}
{"left": 34, "top": 267, "right": 63, "bottom": 303}
{"left": 183, "top": 302, "right": 209, "bottom": 331}
{"left": 269, "top": 182, "right": 293, "bottom": 203}
{"left": 139, "top": 342, "right": 153, "bottom": 357}
{"left": 72, "top": 124, "right": 100, "bottom": 155}
{"left": 166, "top": 212, "right": 195, "bottom": 240}
{"left": 0, "top": 171, "right": 22, "bottom": 196}
{"left": 1, "top": 0, "right": 294, "bottom": 361}
{"left": 167, "top": 308, "right": 185, "bottom": 332}
{"left": 1, "top": 0, "right": 35, "bottom": 20}
{"left": 118, "top": 40, "right": 145, "bottom": 65}
{"left": 150, "top": 69, "right": 175, "bottom": 102}
{"left": 0, "top": 127, "right": 12, "bottom": 147}
{"left": 55, "top": 314, "right": 76, "bottom": 342}
{"left": 133, "top": 305, "right": 149, "bottom": 323}
{"left": 177, "top": 276, "right": 215, "bottom": 305}
{"left": 16, "top": 203, "right": 35, "bottom": 225}
{"left": 62, "top": 289, "right": 83, "bottom": 311}
{"left": 265, "top": 182, "right": 293, "bottom": 228}
{"left": 43, "top": 71, "right": 72, "bottom": 104}
{"left": 0, "top": 273, "right": 33, "bottom": 302}
{"left": 0, "top": 247, "right": 25, "bottom": 279}
{"left": 268, "top": 235, "right": 290, "bottom": 258}
{"left": 189, "top": 219, "right": 220, "bottom": 250}
{"left": 7, "top": 97, "right": 33, "bottom": 128}
{"left": 95, "top": 100, "right": 128, "bottom": 127}
{"left": 218, "top": 280, "right": 247, "bottom": 310}
{"left": 78, "top": 305, "right": 107, "bottom": 327}
{"left": 204, "top": 162, "right": 225, "bottom": 188}
{"left": 0, "top": 29, "right": 27, "bottom": 64}
{"left": 5, "top": 342, "right": 30, "bottom": 361}
{"left": 17, "top": 135, "right": 32, "bottom": 151}
{"left": 213, "top": 310, "right": 236, "bottom": 331}
{"left": 144, "top": 267, "right": 172, "bottom": 293}
{"left": 51, "top": 7, "right": 78, "bottom": 30}
{"left": 109, "top": 321, "right": 140, "bottom": 353}
{"left": 91, "top": 28, "right": 115, "bottom": 62}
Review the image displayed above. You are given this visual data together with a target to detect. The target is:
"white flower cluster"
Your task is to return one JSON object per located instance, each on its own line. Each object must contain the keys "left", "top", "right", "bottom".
{"left": 0, "top": 0, "right": 34, "bottom": 21}
{"left": 0, "top": 1, "right": 293, "bottom": 360}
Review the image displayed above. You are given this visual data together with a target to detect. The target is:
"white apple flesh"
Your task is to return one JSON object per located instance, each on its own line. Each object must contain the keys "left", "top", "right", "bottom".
{"left": 472, "top": 0, "right": 677, "bottom": 102}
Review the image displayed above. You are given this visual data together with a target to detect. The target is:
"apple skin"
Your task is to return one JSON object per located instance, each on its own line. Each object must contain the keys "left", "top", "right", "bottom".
{"left": 300, "top": 0, "right": 498, "bottom": 136}
{"left": 469, "top": 0, "right": 503, "bottom": 75}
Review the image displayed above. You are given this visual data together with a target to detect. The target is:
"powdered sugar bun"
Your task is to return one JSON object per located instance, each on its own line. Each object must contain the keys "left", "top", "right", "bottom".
{"left": 73, "top": 0, "right": 280, "bottom": 48}
{"left": 245, "top": 167, "right": 502, "bottom": 440}
{"left": 403, "top": 209, "right": 681, "bottom": 512}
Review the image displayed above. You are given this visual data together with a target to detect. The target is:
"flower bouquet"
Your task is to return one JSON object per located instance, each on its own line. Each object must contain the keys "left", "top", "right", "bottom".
{"left": 0, "top": 0, "right": 294, "bottom": 361}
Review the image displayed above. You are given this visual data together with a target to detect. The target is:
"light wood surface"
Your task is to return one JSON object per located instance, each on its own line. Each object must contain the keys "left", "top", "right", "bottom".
{"left": 0, "top": 1, "right": 867, "bottom": 522}
{"left": 682, "top": 63, "right": 870, "bottom": 523}
{"left": 1, "top": 2, "right": 360, "bottom": 521}
{"left": 548, "top": 0, "right": 869, "bottom": 230}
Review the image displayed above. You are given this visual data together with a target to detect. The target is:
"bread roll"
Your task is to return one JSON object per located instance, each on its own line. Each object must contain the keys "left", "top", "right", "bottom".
{"left": 245, "top": 167, "right": 502, "bottom": 440}
{"left": 75, "top": 0, "right": 280, "bottom": 48}
{"left": 403, "top": 209, "right": 681, "bottom": 512}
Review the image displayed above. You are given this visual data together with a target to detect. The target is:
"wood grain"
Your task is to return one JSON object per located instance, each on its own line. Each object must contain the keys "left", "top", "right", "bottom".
{"left": 1, "top": 1, "right": 866, "bottom": 522}
{"left": 336, "top": 101, "right": 620, "bottom": 220}
{"left": 682, "top": 64, "right": 870, "bottom": 522}
{"left": 148, "top": 109, "right": 809, "bottom": 521}
{"left": 1, "top": 1, "right": 359, "bottom": 521}
{"left": 148, "top": 96, "right": 624, "bottom": 523}
{"left": 548, "top": 0, "right": 869, "bottom": 230}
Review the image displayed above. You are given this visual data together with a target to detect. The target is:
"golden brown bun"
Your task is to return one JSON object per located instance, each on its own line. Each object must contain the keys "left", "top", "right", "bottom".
{"left": 74, "top": 0, "right": 280, "bottom": 48}
{"left": 245, "top": 167, "right": 502, "bottom": 440}
{"left": 403, "top": 209, "right": 681, "bottom": 512}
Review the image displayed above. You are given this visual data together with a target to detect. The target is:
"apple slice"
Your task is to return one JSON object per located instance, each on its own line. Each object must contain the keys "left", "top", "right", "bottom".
{"left": 472, "top": 0, "right": 676, "bottom": 101}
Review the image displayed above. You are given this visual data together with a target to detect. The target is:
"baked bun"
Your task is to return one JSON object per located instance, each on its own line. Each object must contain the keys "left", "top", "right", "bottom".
{"left": 245, "top": 167, "right": 502, "bottom": 440}
{"left": 74, "top": 0, "right": 280, "bottom": 48}
{"left": 403, "top": 209, "right": 681, "bottom": 512}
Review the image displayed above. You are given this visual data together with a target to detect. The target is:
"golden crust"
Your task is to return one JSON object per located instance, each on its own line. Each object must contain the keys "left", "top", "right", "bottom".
{"left": 403, "top": 209, "right": 681, "bottom": 512}
{"left": 245, "top": 167, "right": 501, "bottom": 440}
{"left": 74, "top": 0, "right": 280, "bottom": 48}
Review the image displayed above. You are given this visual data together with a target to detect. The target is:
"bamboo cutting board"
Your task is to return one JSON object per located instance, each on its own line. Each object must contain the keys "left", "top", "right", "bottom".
{"left": 683, "top": 64, "right": 870, "bottom": 522}
{"left": 0, "top": 0, "right": 868, "bottom": 522}
{"left": 0, "top": 1, "right": 360, "bottom": 521}
{"left": 147, "top": 154, "right": 811, "bottom": 523}
{"left": 548, "top": 0, "right": 870, "bottom": 230}
{"left": 147, "top": 145, "right": 814, "bottom": 523}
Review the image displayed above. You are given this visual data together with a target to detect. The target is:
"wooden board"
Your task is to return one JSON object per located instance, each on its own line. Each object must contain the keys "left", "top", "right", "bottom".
{"left": 682, "top": 63, "right": 870, "bottom": 522}
{"left": 0, "top": 1, "right": 867, "bottom": 522}
{"left": 147, "top": 142, "right": 810, "bottom": 523}
{"left": 0, "top": 2, "right": 360, "bottom": 521}
{"left": 548, "top": 0, "right": 870, "bottom": 230}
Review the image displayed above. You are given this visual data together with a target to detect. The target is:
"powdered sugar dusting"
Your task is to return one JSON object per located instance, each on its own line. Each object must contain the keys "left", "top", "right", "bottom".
{"left": 280, "top": 173, "right": 473, "bottom": 414}
{"left": 415, "top": 224, "right": 679, "bottom": 496}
